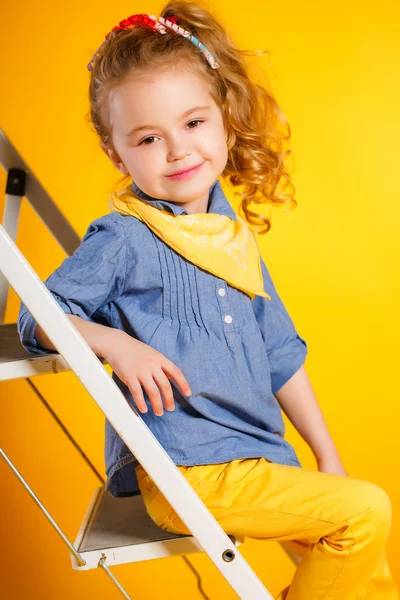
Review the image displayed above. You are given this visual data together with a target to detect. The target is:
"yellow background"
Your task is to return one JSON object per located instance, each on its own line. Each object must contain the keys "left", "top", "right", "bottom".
{"left": 1, "top": 1, "right": 399, "bottom": 598}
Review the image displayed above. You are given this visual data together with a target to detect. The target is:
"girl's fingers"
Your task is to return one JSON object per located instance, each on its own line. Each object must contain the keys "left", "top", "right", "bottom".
{"left": 139, "top": 376, "right": 164, "bottom": 416}
{"left": 128, "top": 355, "right": 191, "bottom": 417}
{"left": 161, "top": 359, "right": 192, "bottom": 397}
{"left": 152, "top": 369, "right": 175, "bottom": 412}
{"left": 128, "top": 379, "right": 148, "bottom": 414}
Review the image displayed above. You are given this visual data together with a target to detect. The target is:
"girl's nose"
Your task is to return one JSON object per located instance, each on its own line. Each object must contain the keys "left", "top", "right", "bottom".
{"left": 167, "top": 141, "right": 189, "bottom": 162}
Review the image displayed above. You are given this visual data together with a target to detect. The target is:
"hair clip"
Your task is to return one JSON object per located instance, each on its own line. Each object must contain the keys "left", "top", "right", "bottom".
{"left": 87, "top": 13, "right": 218, "bottom": 71}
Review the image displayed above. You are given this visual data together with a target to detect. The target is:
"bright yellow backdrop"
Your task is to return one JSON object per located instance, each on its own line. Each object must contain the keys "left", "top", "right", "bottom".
{"left": 1, "top": 1, "right": 399, "bottom": 598}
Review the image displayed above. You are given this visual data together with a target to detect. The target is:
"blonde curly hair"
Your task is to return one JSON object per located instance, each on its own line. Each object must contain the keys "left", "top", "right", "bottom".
{"left": 87, "top": 0, "right": 298, "bottom": 234}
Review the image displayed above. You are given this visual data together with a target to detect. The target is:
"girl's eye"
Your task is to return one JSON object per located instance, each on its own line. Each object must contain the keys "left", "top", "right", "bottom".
{"left": 139, "top": 136, "right": 158, "bottom": 146}
{"left": 138, "top": 120, "right": 204, "bottom": 146}
{"left": 187, "top": 119, "right": 204, "bottom": 128}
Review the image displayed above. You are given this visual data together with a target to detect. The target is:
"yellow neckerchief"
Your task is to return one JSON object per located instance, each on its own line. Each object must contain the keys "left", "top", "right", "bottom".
{"left": 108, "top": 181, "right": 271, "bottom": 301}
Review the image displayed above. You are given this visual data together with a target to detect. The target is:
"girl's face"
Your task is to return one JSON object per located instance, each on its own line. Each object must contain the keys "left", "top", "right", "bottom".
{"left": 103, "top": 65, "right": 229, "bottom": 213}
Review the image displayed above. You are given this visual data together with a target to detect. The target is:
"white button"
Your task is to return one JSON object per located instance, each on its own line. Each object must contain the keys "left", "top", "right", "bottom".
{"left": 218, "top": 288, "right": 226, "bottom": 297}
{"left": 224, "top": 315, "right": 233, "bottom": 324}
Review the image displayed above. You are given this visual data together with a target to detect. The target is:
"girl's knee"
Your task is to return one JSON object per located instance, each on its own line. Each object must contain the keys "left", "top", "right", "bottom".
{"left": 368, "top": 483, "right": 391, "bottom": 521}
{"left": 358, "top": 483, "right": 392, "bottom": 545}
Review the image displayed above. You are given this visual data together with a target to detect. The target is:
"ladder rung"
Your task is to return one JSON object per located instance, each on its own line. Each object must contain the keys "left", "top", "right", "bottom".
{"left": 0, "top": 323, "right": 71, "bottom": 381}
{"left": 72, "top": 486, "right": 243, "bottom": 570}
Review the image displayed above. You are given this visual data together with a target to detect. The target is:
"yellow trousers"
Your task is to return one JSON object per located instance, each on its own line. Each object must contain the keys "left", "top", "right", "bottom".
{"left": 135, "top": 457, "right": 399, "bottom": 600}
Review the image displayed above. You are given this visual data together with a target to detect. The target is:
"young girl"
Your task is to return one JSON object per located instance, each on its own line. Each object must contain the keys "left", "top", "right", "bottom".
{"left": 18, "top": 2, "right": 398, "bottom": 598}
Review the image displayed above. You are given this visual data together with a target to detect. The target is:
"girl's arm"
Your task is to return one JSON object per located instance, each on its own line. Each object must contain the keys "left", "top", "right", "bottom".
{"left": 17, "top": 214, "right": 190, "bottom": 415}
{"left": 251, "top": 257, "right": 346, "bottom": 475}
{"left": 34, "top": 315, "right": 118, "bottom": 359}
{"left": 34, "top": 316, "right": 191, "bottom": 416}
{"left": 274, "top": 365, "right": 347, "bottom": 475}
{"left": 252, "top": 256, "right": 309, "bottom": 396}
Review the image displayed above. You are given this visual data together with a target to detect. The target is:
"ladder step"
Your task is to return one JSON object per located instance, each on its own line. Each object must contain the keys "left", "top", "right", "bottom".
{"left": 72, "top": 486, "right": 243, "bottom": 570}
{"left": 0, "top": 323, "right": 71, "bottom": 381}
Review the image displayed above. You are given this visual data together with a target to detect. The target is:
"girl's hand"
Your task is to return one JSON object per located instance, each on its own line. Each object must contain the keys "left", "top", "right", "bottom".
{"left": 317, "top": 454, "right": 348, "bottom": 477}
{"left": 104, "top": 330, "right": 192, "bottom": 417}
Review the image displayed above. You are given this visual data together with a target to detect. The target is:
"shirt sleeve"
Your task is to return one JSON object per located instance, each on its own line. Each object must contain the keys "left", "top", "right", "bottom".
{"left": 17, "top": 213, "right": 127, "bottom": 355}
{"left": 252, "top": 255, "right": 308, "bottom": 395}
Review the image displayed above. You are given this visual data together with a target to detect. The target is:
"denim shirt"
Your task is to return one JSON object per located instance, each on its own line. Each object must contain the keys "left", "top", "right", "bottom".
{"left": 18, "top": 179, "right": 308, "bottom": 497}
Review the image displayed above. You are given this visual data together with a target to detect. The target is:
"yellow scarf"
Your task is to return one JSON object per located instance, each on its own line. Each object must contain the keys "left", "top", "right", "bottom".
{"left": 109, "top": 181, "right": 271, "bottom": 301}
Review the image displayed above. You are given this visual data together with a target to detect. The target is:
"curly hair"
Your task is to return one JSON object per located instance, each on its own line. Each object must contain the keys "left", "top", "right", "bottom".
{"left": 87, "top": 0, "right": 298, "bottom": 234}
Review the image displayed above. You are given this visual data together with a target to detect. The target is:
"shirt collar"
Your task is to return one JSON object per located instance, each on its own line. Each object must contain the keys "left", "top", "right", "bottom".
{"left": 131, "top": 178, "right": 237, "bottom": 222}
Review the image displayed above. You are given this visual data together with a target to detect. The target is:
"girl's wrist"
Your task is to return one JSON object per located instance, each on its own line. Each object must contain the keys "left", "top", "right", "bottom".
{"left": 312, "top": 439, "right": 341, "bottom": 463}
{"left": 67, "top": 315, "right": 127, "bottom": 362}
{"left": 101, "top": 327, "right": 128, "bottom": 362}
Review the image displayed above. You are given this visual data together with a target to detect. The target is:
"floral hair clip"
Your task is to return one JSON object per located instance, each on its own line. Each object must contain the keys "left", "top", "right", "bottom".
{"left": 87, "top": 13, "right": 219, "bottom": 72}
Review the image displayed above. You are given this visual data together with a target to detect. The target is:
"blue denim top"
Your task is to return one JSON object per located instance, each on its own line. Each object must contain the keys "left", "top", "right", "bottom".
{"left": 18, "top": 179, "right": 308, "bottom": 497}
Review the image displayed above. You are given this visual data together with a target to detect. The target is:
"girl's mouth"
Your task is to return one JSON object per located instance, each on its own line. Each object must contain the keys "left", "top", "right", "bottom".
{"left": 166, "top": 162, "right": 205, "bottom": 180}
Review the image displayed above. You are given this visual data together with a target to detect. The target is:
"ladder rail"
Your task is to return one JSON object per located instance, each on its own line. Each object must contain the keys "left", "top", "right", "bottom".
{"left": 0, "top": 447, "right": 86, "bottom": 568}
{"left": 0, "top": 448, "right": 133, "bottom": 599}
{"left": 0, "top": 128, "right": 81, "bottom": 256}
{"left": 0, "top": 127, "right": 80, "bottom": 324}
{"left": 0, "top": 191, "right": 22, "bottom": 321}
{"left": 0, "top": 223, "right": 274, "bottom": 599}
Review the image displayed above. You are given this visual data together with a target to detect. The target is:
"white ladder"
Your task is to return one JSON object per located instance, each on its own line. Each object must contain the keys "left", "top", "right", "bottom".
{"left": 0, "top": 128, "right": 299, "bottom": 599}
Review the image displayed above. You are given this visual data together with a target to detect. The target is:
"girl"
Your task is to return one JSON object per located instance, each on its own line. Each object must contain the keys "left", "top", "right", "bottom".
{"left": 18, "top": 2, "right": 398, "bottom": 598}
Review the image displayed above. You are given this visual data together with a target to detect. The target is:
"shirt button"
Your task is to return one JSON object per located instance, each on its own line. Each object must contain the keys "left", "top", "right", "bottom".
{"left": 218, "top": 288, "right": 226, "bottom": 297}
{"left": 224, "top": 315, "right": 233, "bottom": 324}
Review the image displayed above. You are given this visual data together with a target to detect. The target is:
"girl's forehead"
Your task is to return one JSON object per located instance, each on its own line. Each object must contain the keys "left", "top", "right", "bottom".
{"left": 109, "top": 69, "right": 217, "bottom": 129}
{"left": 123, "top": 66, "right": 209, "bottom": 96}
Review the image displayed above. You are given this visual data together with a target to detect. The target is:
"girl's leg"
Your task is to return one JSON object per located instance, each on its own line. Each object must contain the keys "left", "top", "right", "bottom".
{"left": 278, "top": 544, "right": 399, "bottom": 600}
{"left": 356, "top": 549, "right": 399, "bottom": 600}
{"left": 136, "top": 458, "right": 396, "bottom": 600}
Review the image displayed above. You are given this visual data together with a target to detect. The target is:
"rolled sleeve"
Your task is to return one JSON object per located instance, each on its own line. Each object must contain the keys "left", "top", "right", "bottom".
{"left": 252, "top": 256, "right": 308, "bottom": 394}
{"left": 18, "top": 303, "right": 53, "bottom": 355}
{"left": 17, "top": 213, "right": 127, "bottom": 355}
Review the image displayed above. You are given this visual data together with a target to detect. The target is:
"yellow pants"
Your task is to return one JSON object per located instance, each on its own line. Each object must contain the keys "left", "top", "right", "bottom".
{"left": 135, "top": 457, "right": 399, "bottom": 600}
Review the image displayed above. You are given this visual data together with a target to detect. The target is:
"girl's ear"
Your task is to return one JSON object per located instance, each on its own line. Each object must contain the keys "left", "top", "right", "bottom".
{"left": 100, "top": 143, "right": 129, "bottom": 175}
